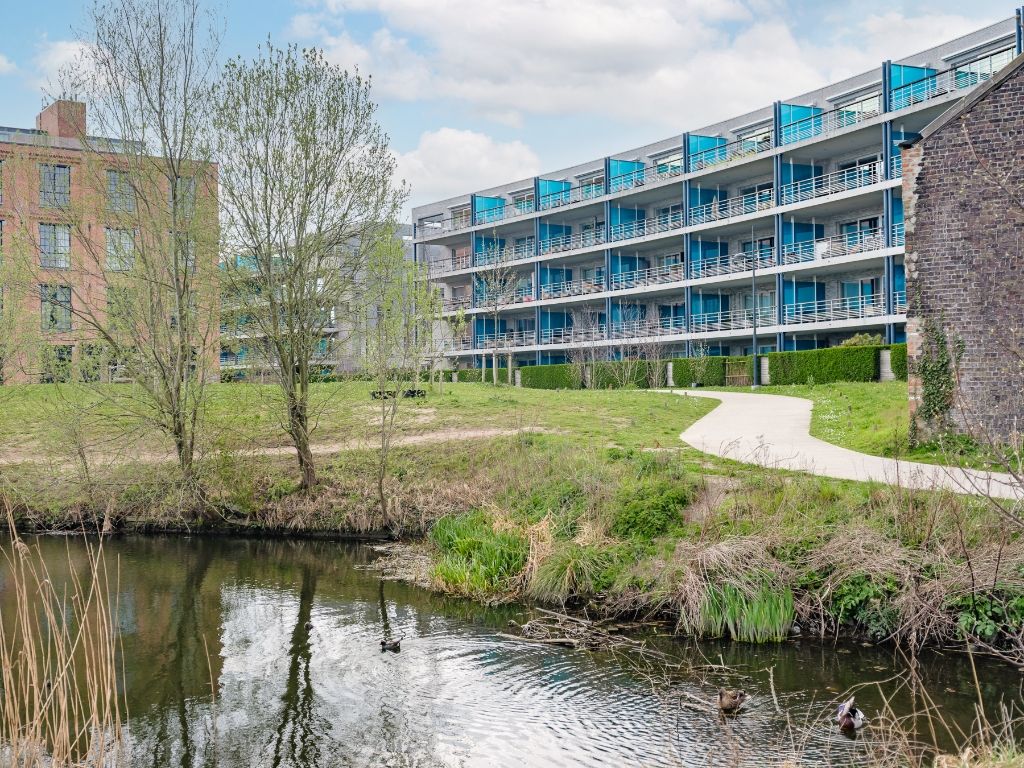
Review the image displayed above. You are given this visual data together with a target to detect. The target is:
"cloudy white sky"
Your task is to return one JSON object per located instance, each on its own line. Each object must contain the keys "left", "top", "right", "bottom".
{"left": 0, "top": 0, "right": 1015, "bottom": 217}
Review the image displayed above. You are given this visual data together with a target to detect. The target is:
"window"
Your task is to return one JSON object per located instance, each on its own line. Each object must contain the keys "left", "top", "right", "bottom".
{"left": 40, "top": 284, "right": 72, "bottom": 332}
{"left": 840, "top": 217, "right": 881, "bottom": 250}
{"left": 451, "top": 207, "right": 471, "bottom": 229}
{"left": 513, "top": 192, "right": 534, "bottom": 214}
{"left": 39, "top": 223, "right": 71, "bottom": 269}
{"left": 841, "top": 277, "right": 881, "bottom": 299}
{"left": 39, "top": 164, "right": 71, "bottom": 207}
{"left": 105, "top": 228, "right": 136, "bottom": 272}
{"left": 41, "top": 345, "right": 74, "bottom": 384}
{"left": 106, "top": 169, "right": 135, "bottom": 212}
{"left": 656, "top": 204, "right": 683, "bottom": 225}
{"left": 581, "top": 176, "right": 605, "bottom": 199}
{"left": 171, "top": 176, "right": 196, "bottom": 218}
{"left": 743, "top": 236, "right": 775, "bottom": 259}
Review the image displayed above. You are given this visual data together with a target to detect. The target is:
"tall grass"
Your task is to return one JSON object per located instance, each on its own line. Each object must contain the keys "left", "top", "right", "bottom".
{"left": 430, "top": 511, "right": 528, "bottom": 597}
{"left": 0, "top": 510, "right": 124, "bottom": 767}
{"left": 528, "top": 543, "right": 616, "bottom": 603}
{"left": 697, "top": 584, "right": 794, "bottom": 643}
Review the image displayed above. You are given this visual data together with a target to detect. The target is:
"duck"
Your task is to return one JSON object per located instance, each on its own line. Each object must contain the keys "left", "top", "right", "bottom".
{"left": 380, "top": 637, "right": 403, "bottom": 653}
{"left": 718, "top": 688, "right": 749, "bottom": 714}
{"left": 303, "top": 620, "right": 313, "bottom": 631}
{"left": 835, "top": 698, "right": 868, "bottom": 731}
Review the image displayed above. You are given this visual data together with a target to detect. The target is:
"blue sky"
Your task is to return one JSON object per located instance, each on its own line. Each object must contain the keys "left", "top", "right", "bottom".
{"left": 0, "top": 0, "right": 1015, "bottom": 217}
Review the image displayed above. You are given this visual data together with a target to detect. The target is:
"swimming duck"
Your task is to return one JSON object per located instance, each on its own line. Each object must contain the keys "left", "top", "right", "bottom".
{"left": 718, "top": 688, "right": 749, "bottom": 714}
{"left": 835, "top": 698, "right": 868, "bottom": 731}
{"left": 380, "top": 637, "right": 402, "bottom": 653}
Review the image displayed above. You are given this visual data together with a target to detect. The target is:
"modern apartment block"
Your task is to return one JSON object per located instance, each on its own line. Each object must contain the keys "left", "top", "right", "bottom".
{"left": 413, "top": 12, "right": 1024, "bottom": 371}
{"left": 0, "top": 100, "right": 218, "bottom": 384}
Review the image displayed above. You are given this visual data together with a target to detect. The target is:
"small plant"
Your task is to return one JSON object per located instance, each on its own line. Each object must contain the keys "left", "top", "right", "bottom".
{"left": 611, "top": 479, "right": 692, "bottom": 540}
{"left": 429, "top": 511, "right": 528, "bottom": 596}
{"left": 528, "top": 543, "right": 618, "bottom": 603}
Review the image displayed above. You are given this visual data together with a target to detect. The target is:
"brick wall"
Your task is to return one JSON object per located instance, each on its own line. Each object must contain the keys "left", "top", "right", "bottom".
{"left": 902, "top": 60, "right": 1024, "bottom": 440}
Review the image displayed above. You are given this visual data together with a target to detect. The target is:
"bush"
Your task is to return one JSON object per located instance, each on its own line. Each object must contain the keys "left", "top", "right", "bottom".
{"left": 520, "top": 363, "right": 581, "bottom": 390}
{"left": 889, "top": 343, "right": 908, "bottom": 381}
{"left": 591, "top": 360, "right": 649, "bottom": 389}
{"left": 767, "top": 346, "right": 882, "bottom": 385}
{"left": 528, "top": 543, "right": 619, "bottom": 602}
{"left": 839, "top": 332, "right": 885, "bottom": 347}
{"left": 430, "top": 511, "right": 528, "bottom": 594}
{"left": 611, "top": 479, "right": 692, "bottom": 540}
{"left": 455, "top": 368, "right": 483, "bottom": 382}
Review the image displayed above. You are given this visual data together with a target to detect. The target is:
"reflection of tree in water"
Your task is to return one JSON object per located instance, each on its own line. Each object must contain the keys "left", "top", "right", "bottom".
{"left": 270, "top": 564, "right": 331, "bottom": 768}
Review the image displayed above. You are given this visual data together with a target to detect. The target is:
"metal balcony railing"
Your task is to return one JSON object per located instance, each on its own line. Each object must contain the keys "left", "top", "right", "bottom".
{"left": 474, "top": 240, "right": 536, "bottom": 266}
{"left": 779, "top": 161, "right": 884, "bottom": 206}
{"left": 890, "top": 47, "right": 1015, "bottom": 112}
{"left": 688, "top": 131, "right": 774, "bottom": 172}
{"left": 608, "top": 158, "right": 685, "bottom": 192}
{"left": 691, "top": 306, "right": 775, "bottom": 333}
{"left": 608, "top": 261, "right": 685, "bottom": 290}
{"left": 476, "top": 285, "right": 536, "bottom": 307}
{"left": 692, "top": 247, "right": 775, "bottom": 278}
{"left": 428, "top": 248, "right": 472, "bottom": 275}
{"left": 609, "top": 209, "right": 684, "bottom": 242}
{"left": 780, "top": 227, "right": 886, "bottom": 264}
{"left": 609, "top": 315, "right": 687, "bottom": 339}
{"left": 442, "top": 296, "right": 472, "bottom": 312}
{"left": 783, "top": 293, "right": 886, "bottom": 324}
{"left": 889, "top": 154, "right": 903, "bottom": 178}
{"left": 476, "top": 329, "right": 536, "bottom": 349}
{"left": 690, "top": 189, "right": 773, "bottom": 225}
{"left": 893, "top": 290, "right": 907, "bottom": 314}
{"left": 891, "top": 222, "right": 905, "bottom": 247}
{"left": 538, "top": 182, "right": 605, "bottom": 211}
{"left": 539, "top": 229, "right": 606, "bottom": 255}
{"left": 780, "top": 96, "right": 882, "bottom": 146}
{"left": 449, "top": 335, "right": 475, "bottom": 351}
{"left": 539, "top": 277, "right": 604, "bottom": 300}
{"left": 539, "top": 324, "right": 607, "bottom": 345}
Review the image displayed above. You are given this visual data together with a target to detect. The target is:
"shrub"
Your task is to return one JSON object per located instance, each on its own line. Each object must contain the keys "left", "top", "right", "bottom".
{"left": 889, "top": 343, "right": 908, "bottom": 381}
{"left": 429, "top": 511, "right": 528, "bottom": 594}
{"left": 671, "top": 356, "right": 727, "bottom": 386}
{"left": 839, "top": 332, "right": 885, "bottom": 347}
{"left": 829, "top": 572, "right": 899, "bottom": 639}
{"left": 520, "top": 363, "right": 581, "bottom": 390}
{"left": 528, "top": 543, "right": 618, "bottom": 602}
{"left": 611, "top": 479, "right": 692, "bottom": 540}
{"left": 767, "top": 346, "right": 882, "bottom": 385}
{"left": 455, "top": 368, "right": 483, "bottom": 382}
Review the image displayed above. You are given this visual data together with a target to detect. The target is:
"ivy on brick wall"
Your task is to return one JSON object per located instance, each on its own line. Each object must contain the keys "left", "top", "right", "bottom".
{"left": 911, "top": 318, "right": 964, "bottom": 445}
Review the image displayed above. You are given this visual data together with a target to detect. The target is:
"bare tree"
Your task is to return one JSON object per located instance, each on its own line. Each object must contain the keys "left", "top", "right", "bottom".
{"left": 9, "top": 0, "right": 224, "bottom": 496}
{"left": 476, "top": 233, "right": 518, "bottom": 385}
{"left": 363, "top": 230, "right": 437, "bottom": 524}
{"left": 213, "top": 43, "right": 405, "bottom": 491}
{"left": 567, "top": 306, "right": 603, "bottom": 388}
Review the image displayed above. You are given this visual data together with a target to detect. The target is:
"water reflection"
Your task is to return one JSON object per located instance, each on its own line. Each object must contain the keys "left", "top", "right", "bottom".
{"left": 1, "top": 535, "right": 1020, "bottom": 767}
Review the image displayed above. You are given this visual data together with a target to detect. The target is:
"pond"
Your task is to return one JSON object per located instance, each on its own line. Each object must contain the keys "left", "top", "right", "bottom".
{"left": 1, "top": 535, "right": 1019, "bottom": 767}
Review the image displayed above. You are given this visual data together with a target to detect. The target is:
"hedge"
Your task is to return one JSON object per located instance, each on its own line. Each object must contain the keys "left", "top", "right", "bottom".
{"left": 670, "top": 356, "right": 727, "bottom": 386}
{"left": 591, "top": 360, "right": 650, "bottom": 389}
{"left": 766, "top": 345, "right": 882, "bottom": 385}
{"left": 455, "top": 368, "right": 483, "bottom": 383}
{"left": 520, "top": 363, "right": 581, "bottom": 390}
{"left": 889, "top": 343, "right": 908, "bottom": 381}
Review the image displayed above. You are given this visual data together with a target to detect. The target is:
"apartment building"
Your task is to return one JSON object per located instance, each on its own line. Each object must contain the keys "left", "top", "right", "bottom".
{"left": 413, "top": 12, "right": 1024, "bottom": 371}
{"left": 0, "top": 100, "right": 219, "bottom": 383}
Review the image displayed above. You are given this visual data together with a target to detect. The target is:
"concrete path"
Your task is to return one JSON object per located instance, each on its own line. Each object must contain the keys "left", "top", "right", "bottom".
{"left": 673, "top": 389, "right": 1022, "bottom": 501}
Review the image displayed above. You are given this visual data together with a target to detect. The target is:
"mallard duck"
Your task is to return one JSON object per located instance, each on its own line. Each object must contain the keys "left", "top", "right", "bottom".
{"left": 835, "top": 698, "right": 867, "bottom": 731}
{"left": 718, "top": 688, "right": 749, "bottom": 714}
{"left": 380, "top": 637, "right": 402, "bottom": 653}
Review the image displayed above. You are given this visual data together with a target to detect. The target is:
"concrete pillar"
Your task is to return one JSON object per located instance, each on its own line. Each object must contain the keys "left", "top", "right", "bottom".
{"left": 666, "top": 360, "right": 675, "bottom": 388}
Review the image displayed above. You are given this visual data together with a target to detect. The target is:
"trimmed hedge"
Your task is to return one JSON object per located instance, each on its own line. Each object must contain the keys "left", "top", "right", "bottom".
{"left": 767, "top": 346, "right": 882, "bottom": 385}
{"left": 520, "top": 363, "right": 581, "bottom": 390}
{"left": 455, "top": 368, "right": 483, "bottom": 382}
{"left": 670, "top": 356, "right": 727, "bottom": 386}
{"left": 889, "top": 343, "right": 908, "bottom": 381}
{"left": 591, "top": 360, "right": 650, "bottom": 389}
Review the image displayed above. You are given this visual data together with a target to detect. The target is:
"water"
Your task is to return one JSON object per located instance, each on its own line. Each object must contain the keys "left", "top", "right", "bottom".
{"left": 1, "top": 535, "right": 1020, "bottom": 767}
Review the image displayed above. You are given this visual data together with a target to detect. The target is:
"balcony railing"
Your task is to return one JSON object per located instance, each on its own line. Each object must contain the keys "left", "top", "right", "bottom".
{"left": 476, "top": 285, "right": 535, "bottom": 307}
{"left": 474, "top": 240, "right": 536, "bottom": 266}
{"left": 890, "top": 47, "right": 1015, "bottom": 112}
{"left": 476, "top": 329, "right": 536, "bottom": 349}
{"left": 889, "top": 154, "right": 903, "bottom": 178}
{"left": 780, "top": 227, "right": 886, "bottom": 264}
{"left": 428, "top": 248, "right": 472, "bottom": 275}
{"left": 780, "top": 97, "right": 882, "bottom": 146}
{"left": 783, "top": 293, "right": 886, "bottom": 324}
{"left": 540, "top": 229, "right": 607, "bottom": 256}
{"left": 539, "top": 276, "right": 604, "bottom": 300}
{"left": 779, "top": 161, "right": 884, "bottom": 206}
{"left": 688, "top": 132, "right": 774, "bottom": 172}
{"left": 609, "top": 209, "right": 684, "bottom": 242}
{"left": 691, "top": 189, "right": 773, "bottom": 225}
{"left": 691, "top": 306, "right": 775, "bottom": 333}
{"left": 442, "top": 296, "right": 472, "bottom": 312}
{"left": 538, "top": 183, "right": 605, "bottom": 211}
{"left": 692, "top": 247, "right": 774, "bottom": 278}
{"left": 610, "top": 315, "right": 687, "bottom": 340}
{"left": 539, "top": 324, "right": 607, "bottom": 345}
{"left": 893, "top": 290, "right": 907, "bottom": 314}
{"left": 891, "top": 222, "right": 905, "bottom": 247}
{"left": 608, "top": 159, "right": 686, "bottom": 192}
{"left": 608, "top": 261, "right": 685, "bottom": 290}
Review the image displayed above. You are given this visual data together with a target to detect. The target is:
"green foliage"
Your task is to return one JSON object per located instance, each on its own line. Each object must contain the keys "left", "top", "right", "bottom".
{"left": 519, "top": 363, "right": 581, "bottom": 390}
{"left": 611, "top": 479, "right": 692, "bottom": 540}
{"left": 429, "top": 511, "right": 528, "bottom": 594}
{"left": 767, "top": 346, "right": 882, "bottom": 385}
{"left": 670, "top": 356, "right": 727, "bottom": 386}
{"left": 912, "top": 319, "right": 964, "bottom": 441}
{"left": 839, "top": 332, "right": 885, "bottom": 347}
{"left": 829, "top": 573, "right": 900, "bottom": 639}
{"left": 528, "top": 543, "right": 619, "bottom": 602}
{"left": 947, "top": 588, "right": 1024, "bottom": 642}
{"left": 510, "top": 479, "right": 587, "bottom": 538}
{"left": 591, "top": 360, "right": 650, "bottom": 389}
{"left": 455, "top": 368, "right": 483, "bottom": 382}
{"left": 697, "top": 583, "right": 794, "bottom": 643}
{"left": 889, "top": 343, "right": 908, "bottom": 381}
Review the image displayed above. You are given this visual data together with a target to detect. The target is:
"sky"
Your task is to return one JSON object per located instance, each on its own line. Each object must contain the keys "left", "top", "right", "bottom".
{"left": 0, "top": 0, "right": 1016, "bottom": 219}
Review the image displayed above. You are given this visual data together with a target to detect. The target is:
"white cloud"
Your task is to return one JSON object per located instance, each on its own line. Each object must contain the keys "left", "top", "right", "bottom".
{"left": 396, "top": 128, "right": 540, "bottom": 213}
{"left": 0, "top": 53, "right": 15, "bottom": 75}
{"left": 30, "top": 39, "right": 90, "bottom": 93}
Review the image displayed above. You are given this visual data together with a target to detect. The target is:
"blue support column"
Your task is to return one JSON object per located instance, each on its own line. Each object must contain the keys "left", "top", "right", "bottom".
{"left": 684, "top": 232, "right": 692, "bottom": 280}
{"left": 775, "top": 273, "right": 784, "bottom": 328}
{"left": 604, "top": 296, "right": 612, "bottom": 342}
{"left": 773, "top": 213, "right": 783, "bottom": 266}
{"left": 884, "top": 254, "right": 895, "bottom": 316}
{"left": 1016, "top": 8, "right": 1023, "bottom": 55}
{"left": 883, "top": 188, "right": 894, "bottom": 249}
{"left": 534, "top": 260, "right": 541, "bottom": 301}
{"left": 603, "top": 200, "right": 612, "bottom": 242}
{"left": 685, "top": 285, "right": 693, "bottom": 334}
{"left": 603, "top": 157, "right": 611, "bottom": 195}
{"left": 682, "top": 131, "right": 691, "bottom": 173}
{"left": 535, "top": 304, "right": 541, "bottom": 348}
{"left": 882, "top": 60, "right": 892, "bottom": 113}
{"left": 604, "top": 249, "right": 612, "bottom": 290}
{"left": 882, "top": 121, "right": 893, "bottom": 181}
{"left": 470, "top": 193, "right": 478, "bottom": 226}
{"left": 772, "top": 101, "right": 782, "bottom": 148}
{"left": 683, "top": 178, "right": 692, "bottom": 227}
{"left": 773, "top": 153, "right": 783, "bottom": 207}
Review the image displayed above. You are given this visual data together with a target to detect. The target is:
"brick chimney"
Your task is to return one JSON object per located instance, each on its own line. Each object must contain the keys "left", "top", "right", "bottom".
{"left": 36, "top": 100, "right": 86, "bottom": 139}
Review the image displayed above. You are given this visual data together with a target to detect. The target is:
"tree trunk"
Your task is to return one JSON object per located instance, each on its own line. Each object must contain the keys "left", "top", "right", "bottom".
{"left": 288, "top": 393, "right": 317, "bottom": 490}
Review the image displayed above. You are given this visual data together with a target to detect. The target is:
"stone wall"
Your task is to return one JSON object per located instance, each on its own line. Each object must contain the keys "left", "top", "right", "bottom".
{"left": 902, "top": 59, "right": 1024, "bottom": 441}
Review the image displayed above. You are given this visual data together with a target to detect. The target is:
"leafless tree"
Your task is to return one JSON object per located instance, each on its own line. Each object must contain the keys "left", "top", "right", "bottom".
{"left": 213, "top": 43, "right": 406, "bottom": 491}
{"left": 567, "top": 306, "right": 603, "bottom": 388}
{"left": 476, "top": 233, "right": 518, "bottom": 385}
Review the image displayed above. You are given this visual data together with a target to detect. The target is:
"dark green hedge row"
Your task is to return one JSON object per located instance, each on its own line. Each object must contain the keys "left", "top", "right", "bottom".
{"left": 889, "top": 343, "right": 908, "bottom": 381}
{"left": 767, "top": 346, "right": 882, "bottom": 385}
{"left": 520, "top": 363, "right": 581, "bottom": 390}
{"left": 455, "top": 369, "right": 483, "bottom": 382}
{"left": 670, "top": 356, "right": 727, "bottom": 386}
{"left": 591, "top": 360, "right": 650, "bottom": 389}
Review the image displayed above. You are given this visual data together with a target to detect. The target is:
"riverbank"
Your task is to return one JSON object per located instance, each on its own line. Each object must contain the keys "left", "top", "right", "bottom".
{"left": 2, "top": 382, "right": 1022, "bottom": 665}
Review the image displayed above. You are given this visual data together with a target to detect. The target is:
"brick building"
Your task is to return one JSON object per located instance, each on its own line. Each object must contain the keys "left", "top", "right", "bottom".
{"left": 0, "top": 100, "right": 218, "bottom": 383}
{"left": 901, "top": 51, "right": 1024, "bottom": 441}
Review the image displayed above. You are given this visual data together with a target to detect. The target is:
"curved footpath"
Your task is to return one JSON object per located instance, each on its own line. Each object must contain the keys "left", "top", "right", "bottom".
{"left": 673, "top": 389, "right": 1022, "bottom": 501}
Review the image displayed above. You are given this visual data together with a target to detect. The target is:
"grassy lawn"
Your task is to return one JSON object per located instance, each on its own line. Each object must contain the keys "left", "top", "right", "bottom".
{"left": 0, "top": 382, "right": 717, "bottom": 459}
